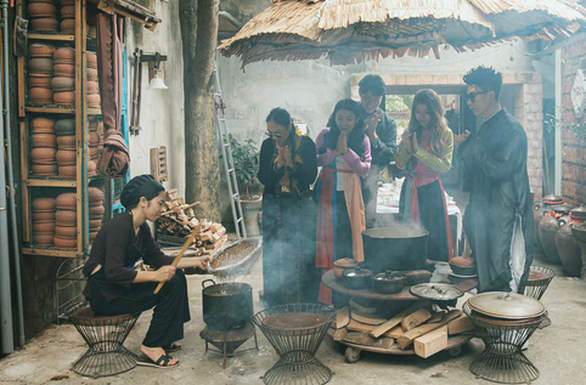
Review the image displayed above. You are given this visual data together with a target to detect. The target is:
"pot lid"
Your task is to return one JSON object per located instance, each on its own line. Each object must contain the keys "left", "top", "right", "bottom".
{"left": 373, "top": 271, "right": 405, "bottom": 282}
{"left": 552, "top": 204, "right": 573, "bottom": 213}
{"left": 467, "top": 292, "right": 545, "bottom": 320}
{"left": 409, "top": 283, "right": 464, "bottom": 301}
{"left": 570, "top": 206, "right": 586, "bottom": 218}
{"left": 343, "top": 267, "right": 372, "bottom": 278}
{"left": 542, "top": 194, "right": 564, "bottom": 204}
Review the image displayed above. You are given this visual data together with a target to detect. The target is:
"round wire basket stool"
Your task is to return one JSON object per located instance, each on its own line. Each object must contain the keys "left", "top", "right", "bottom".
{"left": 69, "top": 306, "right": 140, "bottom": 378}
{"left": 464, "top": 302, "right": 547, "bottom": 384}
{"left": 524, "top": 265, "right": 556, "bottom": 328}
{"left": 253, "top": 303, "right": 336, "bottom": 385}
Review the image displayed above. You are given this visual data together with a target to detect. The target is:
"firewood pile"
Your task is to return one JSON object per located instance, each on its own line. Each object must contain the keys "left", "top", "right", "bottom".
{"left": 156, "top": 189, "right": 227, "bottom": 255}
{"left": 331, "top": 300, "right": 473, "bottom": 358}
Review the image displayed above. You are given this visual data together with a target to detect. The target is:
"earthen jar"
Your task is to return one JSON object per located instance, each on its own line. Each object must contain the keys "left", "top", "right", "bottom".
{"left": 88, "top": 131, "right": 99, "bottom": 147}
{"left": 56, "top": 149, "right": 76, "bottom": 165}
{"left": 60, "top": 19, "right": 75, "bottom": 35}
{"left": 53, "top": 47, "right": 75, "bottom": 63}
{"left": 31, "top": 164, "right": 58, "bottom": 176}
{"left": 54, "top": 236, "right": 77, "bottom": 250}
{"left": 87, "top": 160, "right": 97, "bottom": 176}
{"left": 89, "top": 146, "right": 98, "bottom": 159}
{"left": 53, "top": 91, "right": 75, "bottom": 106}
{"left": 87, "top": 52, "right": 97, "bottom": 69}
{"left": 534, "top": 194, "right": 564, "bottom": 254}
{"left": 89, "top": 204, "right": 105, "bottom": 217}
{"left": 87, "top": 93, "right": 101, "bottom": 108}
{"left": 87, "top": 68, "right": 98, "bottom": 81}
{"left": 33, "top": 222, "right": 55, "bottom": 234}
{"left": 50, "top": 77, "right": 75, "bottom": 92}
{"left": 30, "top": 17, "right": 59, "bottom": 32}
{"left": 58, "top": 165, "right": 77, "bottom": 178}
{"left": 31, "top": 147, "right": 57, "bottom": 162}
{"left": 32, "top": 211, "right": 55, "bottom": 222}
{"left": 28, "top": 58, "right": 53, "bottom": 73}
{"left": 88, "top": 187, "right": 104, "bottom": 203}
{"left": 29, "top": 87, "right": 53, "bottom": 104}
{"left": 54, "top": 63, "right": 75, "bottom": 77}
{"left": 27, "top": 2, "right": 57, "bottom": 18}
{"left": 60, "top": 5, "right": 75, "bottom": 18}
{"left": 55, "top": 225, "right": 77, "bottom": 238}
{"left": 32, "top": 197, "right": 56, "bottom": 211}
{"left": 89, "top": 230, "right": 98, "bottom": 243}
{"left": 89, "top": 219, "right": 102, "bottom": 229}
{"left": 539, "top": 204, "right": 572, "bottom": 265}
{"left": 28, "top": 43, "right": 55, "bottom": 58}
{"left": 29, "top": 76, "right": 52, "bottom": 88}
{"left": 56, "top": 135, "right": 76, "bottom": 148}
{"left": 556, "top": 206, "right": 586, "bottom": 277}
{"left": 86, "top": 80, "right": 98, "bottom": 94}
{"left": 55, "top": 118, "right": 76, "bottom": 135}
{"left": 31, "top": 133, "right": 56, "bottom": 148}
{"left": 35, "top": 234, "right": 55, "bottom": 247}
{"left": 55, "top": 209, "right": 77, "bottom": 224}
{"left": 56, "top": 192, "right": 77, "bottom": 209}
{"left": 31, "top": 117, "right": 55, "bottom": 131}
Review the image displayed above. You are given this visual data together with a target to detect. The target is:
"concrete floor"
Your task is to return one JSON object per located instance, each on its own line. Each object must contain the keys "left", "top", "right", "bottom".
{"left": 1, "top": 249, "right": 585, "bottom": 385}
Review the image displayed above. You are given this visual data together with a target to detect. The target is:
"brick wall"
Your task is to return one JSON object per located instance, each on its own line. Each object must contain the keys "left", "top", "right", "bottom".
{"left": 561, "top": 39, "right": 586, "bottom": 206}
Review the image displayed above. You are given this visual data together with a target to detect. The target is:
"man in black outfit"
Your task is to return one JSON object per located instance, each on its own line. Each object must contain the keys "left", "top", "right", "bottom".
{"left": 358, "top": 75, "right": 397, "bottom": 228}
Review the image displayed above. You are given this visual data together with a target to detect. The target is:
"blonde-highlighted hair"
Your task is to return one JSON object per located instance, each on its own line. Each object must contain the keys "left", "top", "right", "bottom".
{"left": 407, "top": 89, "right": 448, "bottom": 156}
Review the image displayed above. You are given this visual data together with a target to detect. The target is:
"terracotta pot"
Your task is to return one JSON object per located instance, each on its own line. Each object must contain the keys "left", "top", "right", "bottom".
{"left": 31, "top": 164, "right": 58, "bottom": 176}
{"left": 31, "top": 133, "right": 56, "bottom": 148}
{"left": 34, "top": 222, "right": 55, "bottom": 233}
{"left": 88, "top": 131, "right": 99, "bottom": 147}
{"left": 50, "top": 76, "right": 75, "bottom": 92}
{"left": 56, "top": 149, "right": 76, "bottom": 165}
{"left": 87, "top": 93, "right": 101, "bottom": 108}
{"left": 32, "top": 197, "right": 56, "bottom": 211}
{"left": 333, "top": 258, "right": 358, "bottom": 279}
{"left": 60, "top": 5, "right": 75, "bottom": 18}
{"left": 556, "top": 208, "right": 586, "bottom": 277}
{"left": 89, "top": 146, "right": 98, "bottom": 159}
{"left": 60, "top": 19, "right": 75, "bottom": 34}
{"left": 86, "top": 80, "right": 98, "bottom": 94}
{"left": 539, "top": 211, "right": 567, "bottom": 266}
{"left": 30, "top": 17, "right": 59, "bottom": 32}
{"left": 31, "top": 147, "right": 56, "bottom": 162}
{"left": 55, "top": 118, "right": 76, "bottom": 135}
{"left": 87, "top": 52, "right": 97, "bottom": 69}
{"left": 58, "top": 165, "right": 77, "bottom": 178}
{"left": 53, "top": 63, "right": 75, "bottom": 77}
{"left": 31, "top": 117, "right": 55, "bottom": 131}
{"left": 54, "top": 236, "right": 77, "bottom": 250}
{"left": 55, "top": 225, "right": 77, "bottom": 238}
{"left": 29, "top": 87, "right": 53, "bottom": 104}
{"left": 35, "top": 234, "right": 55, "bottom": 247}
{"left": 88, "top": 160, "right": 97, "bottom": 176}
{"left": 56, "top": 192, "right": 76, "bottom": 208}
{"left": 29, "top": 76, "right": 52, "bottom": 88}
{"left": 89, "top": 204, "right": 105, "bottom": 217}
{"left": 55, "top": 209, "right": 77, "bottom": 224}
{"left": 88, "top": 187, "right": 104, "bottom": 202}
{"left": 28, "top": 43, "right": 55, "bottom": 58}
{"left": 32, "top": 211, "right": 55, "bottom": 222}
{"left": 27, "top": 2, "right": 57, "bottom": 18}
{"left": 89, "top": 219, "right": 102, "bottom": 229}
{"left": 56, "top": 135, "right": 76, "bottom": 148}
{"left": 61, "top": 0, "right": 75, "bottom": 5}
{"left": 87, "top": 68, "right": 98, "bottom": 81}
{"left": 28, "top": 57, "right": 54, "bottom": 73}
{"left": 53, "top": 91, "right": 75, "bottom": 106}
{"left": 53, "top": 47, "right": 75, "bottom": 63}
{"left": 89, "top": 230, "right": 99, "bottom": 243}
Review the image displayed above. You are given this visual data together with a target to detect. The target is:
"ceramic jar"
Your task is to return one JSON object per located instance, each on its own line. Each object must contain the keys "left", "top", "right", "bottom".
{"left": 556, "top": 207, "right": 586, "bottom": 277}
{"left": 539, "top": 204, "right": 572, "bottom": 265}
{"left": 533, "top": 194, "right": 564, "bottom": 254}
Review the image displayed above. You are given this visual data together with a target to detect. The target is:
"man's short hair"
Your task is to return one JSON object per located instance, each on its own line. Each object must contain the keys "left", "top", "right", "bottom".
{"left": 463, "top": 66, "right": 503, "bottom": 100}
{"left": 359, "top": 74, "right": 385, "bottom": 97}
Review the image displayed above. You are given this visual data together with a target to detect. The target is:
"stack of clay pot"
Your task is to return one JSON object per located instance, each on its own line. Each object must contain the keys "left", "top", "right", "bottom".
{"left": 28, "top": 43, "right": 55, "bottom": 104}
{"left": 539, "top": 203, "right": 573, "bottom": 265}
{"left": 87, "top": 51, "right": 100, "bottom": 108}
{"left": 87, "top": 11, "right": 97, "bottom": 39}
{"left": 556, "top": 206, "right": 586, "bottom": 277}
{"left": 32, "top": 197, "right": 56, "bottom": 247}
{"left": 88, "top": 187, "right": 105, "bottom": 243}
{"left": 30, "top": 117, "right": 58, "bottom": 176}
{"left": 52, "top": 47, "right": 76, "bottom": 107}
{"left": 60, "top": 0, "right": 76, "bottom": 35}
{"left": 27, "top": 0, "right": 59, "bottom": 34}
{"left": 88, "top": 117, "right": 101, "bottom": 175}
{"left": 55, "top": 118, "right": 76, "bottom": 179}
{"left": 54, "top": 192, "right": 77, "bottom": 250}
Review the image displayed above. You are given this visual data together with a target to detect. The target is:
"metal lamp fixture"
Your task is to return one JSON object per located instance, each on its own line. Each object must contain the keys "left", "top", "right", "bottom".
{"left": 142, "top": 51, "right": 168, "bottom": 90}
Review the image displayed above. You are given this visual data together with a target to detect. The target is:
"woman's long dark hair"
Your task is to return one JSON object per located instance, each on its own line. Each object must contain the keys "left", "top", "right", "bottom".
{"left": 324, "top": 99, "right": 366, "bottom": 158}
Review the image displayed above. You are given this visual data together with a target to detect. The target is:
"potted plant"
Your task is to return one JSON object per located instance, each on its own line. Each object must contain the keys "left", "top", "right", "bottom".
{"left": 229, "top": 134, "right": 262, "bottom": 236}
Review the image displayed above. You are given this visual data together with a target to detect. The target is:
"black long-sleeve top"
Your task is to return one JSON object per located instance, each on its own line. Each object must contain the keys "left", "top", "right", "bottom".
{"left": 361, "top": 106, "right": 397, "bottom": 167}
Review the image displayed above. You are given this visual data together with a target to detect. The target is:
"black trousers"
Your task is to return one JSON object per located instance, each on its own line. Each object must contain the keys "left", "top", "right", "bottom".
{"left": 88, "top": 270, "right": 190, "bottom": 348}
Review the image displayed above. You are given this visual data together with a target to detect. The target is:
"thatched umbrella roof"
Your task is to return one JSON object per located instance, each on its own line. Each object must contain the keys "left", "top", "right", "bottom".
{"left": 218, "top": 0, "right": 586, "bottom": 66}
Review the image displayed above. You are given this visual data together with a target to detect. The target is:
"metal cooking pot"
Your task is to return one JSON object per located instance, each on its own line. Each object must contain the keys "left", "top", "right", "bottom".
{"left": 342, "top": 266, "right": 373, "bottom": 290}
{"left": 373, "top": 270, "right": 406, "bottom": 294}
{"left": 201, "top": 279, "right": 253, "bottom": 330}
{"left": 362, "top": 225, "right": 429, "bottom": 275}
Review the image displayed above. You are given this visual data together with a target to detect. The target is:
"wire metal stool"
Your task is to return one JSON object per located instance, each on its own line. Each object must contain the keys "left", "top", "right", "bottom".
{"left": 69, "top": 306, "right": 140, "bottom": 378}
{"left": 253, "top": 303, "right": 336, "bottom": 385}
{"left": 524, "top": 265, "right": 556, "bottom": 328}
{"left": 464, "top": 302, "right": 547, "bottom": 384}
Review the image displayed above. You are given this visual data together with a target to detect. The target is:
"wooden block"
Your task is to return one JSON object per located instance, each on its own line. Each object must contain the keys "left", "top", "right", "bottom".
{"left": 351, "top": 310, "right": 386, "bottom": 326}
{"left": 401, "top": 308, "right": 432, "bottom": 331}
{"left": 346, "top": 319, "right": 378, "bottom": 334}
{"left": 384, "top": 325, "right": 405, "bottom": 339}
{"left": 336, "top": 307, "right": 350, "bottom": 329}
{"left": 397, "top": 310, "right": 461, "bottom": 349}
{"left": 349, "top": 299, "right": 376, "bottom": 315}
{"left": 333, "top": 328, "right": 347, "bottom": 341}
{"left": 369, "top": 301, "right": 429, "bottom": 338}
{"left": 448, "top": 314, "right": 474, "bottom": 335}
{"left": 210, "top": 223, "right": 223, "bottom": 233}
{"left": 414, "top": 325, "right": 448, "bottom": 358}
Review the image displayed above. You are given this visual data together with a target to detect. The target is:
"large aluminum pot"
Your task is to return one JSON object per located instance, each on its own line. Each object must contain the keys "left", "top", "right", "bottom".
{"left": 362, "top": 225, "right": 429, "bottom": 275}
{"left": 201, "top": 279, "right": 253, "bottom": 330}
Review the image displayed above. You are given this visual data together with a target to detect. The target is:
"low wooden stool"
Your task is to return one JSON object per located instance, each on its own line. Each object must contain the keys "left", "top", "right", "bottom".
{"left": 70, "top": 306, "right": 140, "bottom": 378}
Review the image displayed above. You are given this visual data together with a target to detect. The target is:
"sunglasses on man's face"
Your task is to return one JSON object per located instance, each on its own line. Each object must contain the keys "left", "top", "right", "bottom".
{"left": 466, "top": 90, "right": 490, "bottom": 102}
{"left": 266, "top": 130, "right": 283, "bottom": 139}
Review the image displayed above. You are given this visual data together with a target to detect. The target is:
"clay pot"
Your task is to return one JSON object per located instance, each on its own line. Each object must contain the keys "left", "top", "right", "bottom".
{"left": 56, "top": 192, "right": 76, "bottom": 209}
{"left": 58, "top": 165, "right": 77, "bottom": 178}
{"left": 89, "top": 146, "right": 98, "bottom": 159}
{"left": 35, "top": 234, "right": 55, "bottom": 247}
{"left": 60, "top": 5, "right": 75, "bottom": 18}
{"left": 88, "top": 187, "right": 104, "bottom": 203}
{"left": 54, "top": 63, "right": 75, "bottom": 77}
{"left": 556, "top": 207, "right": 586, "bottom": 277}
{"left": 60, "top": 19, "right": 75, "bottom": 35}
{"left": 31, "top": 117, "right": 55, "bottom": 131}
{"left": 31, "top": 164, "right": 58, "bottom": 176}
{"left": 53, "top": 91, "right": 75, "bottom": 106}
{"left": 53, "top": 47, "right": 76, "bottom": 63}
{"left": 61, "top": 0, "right": 76, "bottom": 6}
{"left": 56, "top": 149, "right": 76, "bottom": 165}
{"left": 32, "top": 197, "right": 56, "bottom": 211}
{"left": 87, "top": 93, "right": 101, "bottom": 108}
{"left": 28, "top": 57, "right": 54, "bottom": 73}
{"left": 89, "top": 230, "right": 99, "bottom": 243}
{"left": 27, "top": 2, "right": 57, "bottom": 18}
{"left": 86, "top": 80, "right": 98, "bottom": 94}
{"left": 88, "top": 160, "right": 97, "bottom": 176}
{"left": 55, "top": 225, "right": 77, "bottom": 238}
{"left": 29, "top": 87, "right": 53, "bottom": 104}
{"left": 89, "top": 219, "right": 102, "bottom": 229}
{"left": 32, "top": 211, "right": 55, "bottom": 222}
{"left": 55, "top": 209, "right": 77, "bottom": 224}
{"left": 30, "top": 17, "right": 59, "bottom": 32}
{"left": 87, "top": 52, "right": 97, "bottom": 69}
{"left": 31, "top": 147, "right": 57, "bottom": 162}
{"left": 56, "top": 135, "right": 76, "bottom": 148}
{"left": 31, "top": 133, "right": 56, "bottom": 148}
{"left": 29, "top": 76, "right": 52, "bottom": 88}
{"left": 34, "top": 222, "right": 55, "bottom": 234}
{"left": 54, "top": 236, "right": 77, "bottom": 250}
{"left": 89, "top": 204, "right": 105, "bottom": 217}
{"left": 28, "top": 43, "right": 55, "bottom": 58}
{"left": 88, "top": 131, "right": 99, "bottom": 147}
{"left": 533, "top": 195, "right": 565, "bottom": 254}
{"left": 333, "top": 258, "right": 358, "bottom": 279}
{"left": 87, "top": 68, "right": 98, "bottom": 81}
{"left": 539, "top": 204, "right": 572, "bottom": 265}
{"left": 55, "top": 119, "right": 76, "bottom": 135}
{"left": 50, "top": 76, "right": 75, "bottom": 92}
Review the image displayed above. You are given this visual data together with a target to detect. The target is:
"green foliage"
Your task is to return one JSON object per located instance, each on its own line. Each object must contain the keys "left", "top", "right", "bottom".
{"left": 386, "top": 94, "right": 413, "bottom": 112}
{"left": 229, "top": 134, "right": 260, "bottom": 197}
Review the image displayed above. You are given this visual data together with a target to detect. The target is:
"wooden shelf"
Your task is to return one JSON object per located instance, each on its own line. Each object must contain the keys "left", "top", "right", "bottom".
{"left": 23, "top": 248, "right": 81, "bottom": 258}
{"left": 25, "top": 179, "right": 77, "bottom": 188}
{"left": 25, "top": 106, "right": 75, "bottom": 114}
{"left": 28, "top": 34, "right": 75, "bottom": 42}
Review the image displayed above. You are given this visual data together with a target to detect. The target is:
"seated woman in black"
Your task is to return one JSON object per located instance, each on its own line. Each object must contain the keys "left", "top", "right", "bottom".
{"left": 82, "top": 175, "right": 211, "bottom": 368}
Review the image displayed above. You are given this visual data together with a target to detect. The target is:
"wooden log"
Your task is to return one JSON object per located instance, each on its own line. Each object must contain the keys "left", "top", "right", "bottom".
{"left": 400, "top": 308, "right": 432, "bottom": 331}
{"left": 448, "top": 314, "right": 474, "bottom": 335}
{"left": 336, "top": 307, "right": 350, "bottom": 330}
{"left": 369, "top": 301, "right": 430, "bottom": 338}
{"left": 351, "top": 311, "right": 386, "bottom": 326}
{"left": 414, "top": 326, "right": 448, "bottom": 358}
{"left": 384, "top": 325, "right": 405, "bottom": 339}
{"left": 346, "top": 319, "right": 378, "bottom": 334}
{"left": 397, "top": 310, "right": 461, "bottom": 349}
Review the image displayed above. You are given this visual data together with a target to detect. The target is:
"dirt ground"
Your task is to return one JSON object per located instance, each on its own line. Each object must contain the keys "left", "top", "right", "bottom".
{"left": 0, "top": 247, "right": 585, "bottom": 385}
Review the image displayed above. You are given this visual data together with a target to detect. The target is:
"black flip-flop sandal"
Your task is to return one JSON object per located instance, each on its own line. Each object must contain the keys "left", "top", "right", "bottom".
{"left": 163, "top": 342, "right": 182, "bottom": 353}
{"left": 136, "top": 354, "right": 179, "bottom": 368}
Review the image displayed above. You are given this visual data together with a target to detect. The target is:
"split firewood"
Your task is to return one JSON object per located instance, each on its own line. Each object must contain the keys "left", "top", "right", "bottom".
{"left": 414, "top": 325, "right": 448, "bottom": 358}
{"left": 369, "top": 301, "right": 430, "bottom": 339}
{"left": 400, "top": 308, "right": 432, "bottom": 331}
{"left": 336, "top": 307, "right": 350, "bottom": 329}
{"left": 346, "top": 319, "right": 379, "bottom": 334}
{"left": 397, "top": 310, "right": 461, "bottom": 349}
{"left": 447, "top": 314, "right": 474, "bottom": 335}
